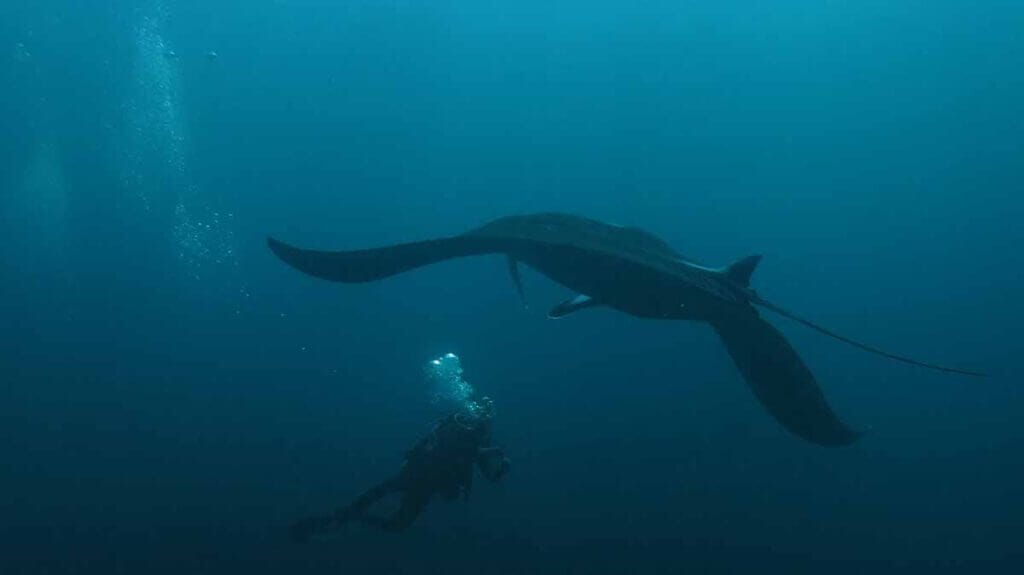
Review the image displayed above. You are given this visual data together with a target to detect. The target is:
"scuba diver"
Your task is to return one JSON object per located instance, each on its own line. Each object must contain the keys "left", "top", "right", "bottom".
{"left": 290, "top": 383, "right": 510, "bottom": 541}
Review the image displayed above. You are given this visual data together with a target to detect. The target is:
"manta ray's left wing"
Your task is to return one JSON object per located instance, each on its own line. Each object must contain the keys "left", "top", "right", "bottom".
{"left": 267, "top": 236, "right": 499, "bottom": 283}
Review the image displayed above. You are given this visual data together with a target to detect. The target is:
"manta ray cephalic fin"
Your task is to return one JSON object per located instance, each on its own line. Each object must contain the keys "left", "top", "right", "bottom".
{"left": 548, "top": 294, "right": 600, "bottom": 319}
{"left": 507, "top": 256, "right": 528, "bottom": 309}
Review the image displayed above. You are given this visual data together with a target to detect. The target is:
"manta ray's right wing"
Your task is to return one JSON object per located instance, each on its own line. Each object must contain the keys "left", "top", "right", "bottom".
{"left": 711, "top": 311, "right": 862, "bottom": 446}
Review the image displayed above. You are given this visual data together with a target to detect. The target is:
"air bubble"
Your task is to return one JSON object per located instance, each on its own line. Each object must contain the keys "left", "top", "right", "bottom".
{"left": 425, "top": 353, "right": 484, "bottom": 416}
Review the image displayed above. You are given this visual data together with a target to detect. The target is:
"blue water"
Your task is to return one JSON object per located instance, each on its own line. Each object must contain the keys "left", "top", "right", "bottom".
{"left": 2, "top": 1, "right": 1022, "bottom": 573}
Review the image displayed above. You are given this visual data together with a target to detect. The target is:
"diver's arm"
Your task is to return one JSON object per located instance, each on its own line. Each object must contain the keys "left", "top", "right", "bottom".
{"left": 476, "top": 446, "right": 510, "bottom": 482}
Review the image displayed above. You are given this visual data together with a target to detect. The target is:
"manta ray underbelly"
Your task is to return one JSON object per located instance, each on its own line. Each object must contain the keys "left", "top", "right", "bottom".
{"left": 506, "top": 241, "right": 741, "bottom": 320}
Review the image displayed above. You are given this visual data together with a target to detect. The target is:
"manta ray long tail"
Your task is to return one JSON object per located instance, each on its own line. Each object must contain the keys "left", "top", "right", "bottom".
{"left": 753, "top": 298, "right": 986, "bottom": 377}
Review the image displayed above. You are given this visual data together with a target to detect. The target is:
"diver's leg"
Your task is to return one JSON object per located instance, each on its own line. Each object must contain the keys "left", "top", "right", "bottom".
{"left": 380, "top": 490, "right": 431, "bottom": 532}
{"left": 289, "top": 477, "right": 402, "bottom": 542}
{"left": 335, "top": 477, "right": 402, "bottom": 523}
{"left": 289, "top": 513, "right": 338, "bottom": 543}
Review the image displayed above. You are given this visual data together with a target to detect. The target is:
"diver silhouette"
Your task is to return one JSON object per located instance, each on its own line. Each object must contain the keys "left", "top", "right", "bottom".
{"left": 290, "top": 396, "right": 510, "bottom": 541}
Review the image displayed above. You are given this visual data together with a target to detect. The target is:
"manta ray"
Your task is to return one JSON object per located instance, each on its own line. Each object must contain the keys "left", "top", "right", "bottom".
{"left": 267, "top": 213, "right": 983, "bottom": 446}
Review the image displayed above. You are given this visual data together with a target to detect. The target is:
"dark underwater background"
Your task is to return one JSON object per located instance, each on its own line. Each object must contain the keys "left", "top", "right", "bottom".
{"left": 2, "top": 1, "right": 1022, "bottom": 573}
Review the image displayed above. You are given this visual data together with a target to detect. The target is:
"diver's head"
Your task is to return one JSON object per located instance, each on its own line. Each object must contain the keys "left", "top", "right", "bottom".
{"left": 455, "top": 396, "right": 495, "bottom": 433}
{"left": 474, "top": 396, "right": 495, "bottom": 420}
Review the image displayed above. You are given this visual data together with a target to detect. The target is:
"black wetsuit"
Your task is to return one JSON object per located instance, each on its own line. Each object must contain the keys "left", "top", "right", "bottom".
{"left": 291, "top": 413, "right": 508, "bottom": 540}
